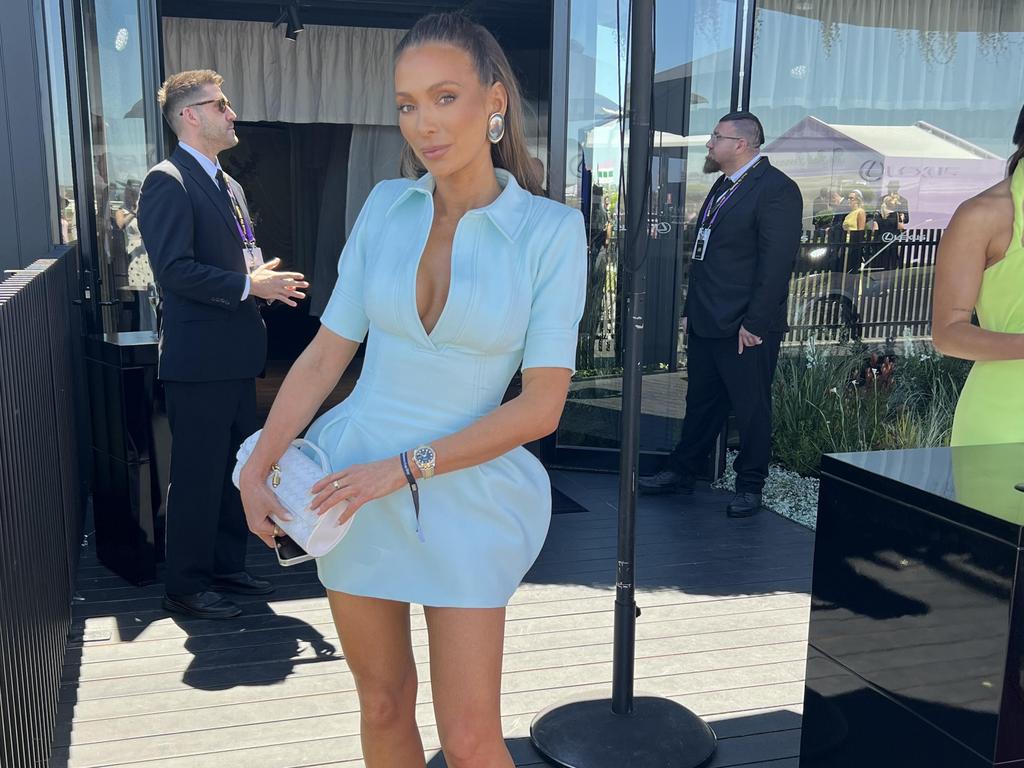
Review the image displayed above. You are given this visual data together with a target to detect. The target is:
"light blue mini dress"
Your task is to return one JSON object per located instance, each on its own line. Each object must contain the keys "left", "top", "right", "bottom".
{"left": 305, "top": 169, "right": 586, "bottom": 608}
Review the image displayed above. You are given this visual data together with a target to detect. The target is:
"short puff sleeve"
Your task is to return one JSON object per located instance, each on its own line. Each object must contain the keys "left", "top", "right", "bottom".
{"left": 522, "top": 209, "right": 587, "bottom": 372}
{"left": 321, "top": 182, "right": 383, "bottom": 342}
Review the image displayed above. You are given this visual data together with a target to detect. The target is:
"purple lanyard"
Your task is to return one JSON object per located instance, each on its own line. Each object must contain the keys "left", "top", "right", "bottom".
{"left": 223, "top": 178, "right": 256, "bottom": 246}
{"left": 700, "top": 159, "right": 761, "bottom": 229}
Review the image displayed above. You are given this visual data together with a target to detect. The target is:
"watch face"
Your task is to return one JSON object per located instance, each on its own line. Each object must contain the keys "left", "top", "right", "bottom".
{"left": 414, "top": 446, "right": 435, "bottom": 466}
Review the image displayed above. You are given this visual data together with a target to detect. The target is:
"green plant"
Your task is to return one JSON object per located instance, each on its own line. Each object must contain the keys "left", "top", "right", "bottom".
{"left": 772, "top": 339, "right": 864, "bottom": 475}
{"left": 771, "top": 335, "right": 971, "bottom": 476}
{"left": 885, "top": 339, "right": 971, "bottom": 421}
{"left": 884, "top": 396, "right": 952, "bottom": 449}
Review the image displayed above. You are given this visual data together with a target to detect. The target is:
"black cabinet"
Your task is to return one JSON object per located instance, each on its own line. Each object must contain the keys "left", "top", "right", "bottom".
{"left": 802, "top": 445, "right": 1024, "bottom": 767}
{"left": 85, "top": 332, "right": 170, "bottom": 585}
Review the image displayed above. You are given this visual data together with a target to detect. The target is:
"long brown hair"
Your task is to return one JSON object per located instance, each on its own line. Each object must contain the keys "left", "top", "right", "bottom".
{"left": 394, "top": 12, "right": 544, "bottom": 196}
{"left": 1009, "top": 103, "right": 1024, "bottom": 176}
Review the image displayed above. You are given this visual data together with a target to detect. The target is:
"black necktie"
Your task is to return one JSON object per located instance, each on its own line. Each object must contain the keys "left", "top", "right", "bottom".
{"left": 216, "top": 170, "right": 236, "bottom": 212}
{"left": 711, "top": 176, "right": 734, "bottom": 206}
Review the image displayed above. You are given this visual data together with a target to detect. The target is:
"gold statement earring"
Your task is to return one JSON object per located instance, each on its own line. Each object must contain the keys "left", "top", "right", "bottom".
{"left": 487, "top": 112, "right": 506, "bottom": 144}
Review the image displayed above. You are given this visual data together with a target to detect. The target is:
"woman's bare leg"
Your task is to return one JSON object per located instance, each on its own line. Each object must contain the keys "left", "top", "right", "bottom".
{"left": 425, "top": 606, "right": 513, "bottom": 768}
{"left": 327, "top": 591, "right": 425, "bottom": 768}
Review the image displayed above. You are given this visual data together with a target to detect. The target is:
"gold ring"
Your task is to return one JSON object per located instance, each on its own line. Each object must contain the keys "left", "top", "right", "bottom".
{"left": 332, "top": 479, "right": 341, "bottom": 490}
{"left": 272, "top": 525, "right": 280, "bottom": 537}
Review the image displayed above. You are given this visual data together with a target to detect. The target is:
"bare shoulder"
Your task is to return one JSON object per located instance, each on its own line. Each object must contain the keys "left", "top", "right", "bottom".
{"left": 939, "top": 177, "right": 1015, "bottom": 269}
{"left": 949, "top": 177, "right": 1013, "bottom": 231}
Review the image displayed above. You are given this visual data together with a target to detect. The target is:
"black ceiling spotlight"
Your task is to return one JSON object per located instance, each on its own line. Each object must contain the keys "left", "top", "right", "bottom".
{"left": 273, "top": 2, "right": 304, "bottom": 41}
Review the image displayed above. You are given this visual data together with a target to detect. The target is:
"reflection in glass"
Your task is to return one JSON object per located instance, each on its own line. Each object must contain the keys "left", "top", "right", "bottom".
{"left": 751, "top": 1, "right": 1024, "bottom": 343}
{"left": 42, "top": 0, "right": 77, "bottom": 245}
{"left": 82, "top": 0, "right": 159, "bottom": 333}
{"left": 556, "top": 0, "right": 628, "bottom": 455}
{"left": 556, "top": 0, "right": 735, "bottom": 458}
{"left": 645, "top": 0, "right": 736, "bottom": 454}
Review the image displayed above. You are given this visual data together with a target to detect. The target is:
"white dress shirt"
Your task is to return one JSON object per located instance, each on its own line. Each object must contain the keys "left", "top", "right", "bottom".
{"left": 728, "top": 153, "right": 763, "bottom": 184}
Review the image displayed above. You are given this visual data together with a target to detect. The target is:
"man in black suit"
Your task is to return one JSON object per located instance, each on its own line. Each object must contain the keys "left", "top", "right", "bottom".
{"left": 640, "top": 111, "right": 802, "bottom": 517}
{"left": 876, "top": 180, "right": 911, "bottom": 268}
{"left": 811, "top": 187, "right": 833, "bottom": 240}
{"left": 138, "top": 70, "right": 309, "bottom": 618}
{"left": 882, "top": 181, "right": 910, "bottom": 225}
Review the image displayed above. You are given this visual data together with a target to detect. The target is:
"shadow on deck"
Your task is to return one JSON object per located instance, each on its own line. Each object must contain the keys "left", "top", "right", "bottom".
{"left": 51, "top": 471, "right": 814, "bottom": 768}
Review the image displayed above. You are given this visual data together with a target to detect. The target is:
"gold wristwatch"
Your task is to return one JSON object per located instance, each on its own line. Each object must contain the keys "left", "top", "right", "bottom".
{"left": 412, "top": 445, "right": 436, "bottom": 479}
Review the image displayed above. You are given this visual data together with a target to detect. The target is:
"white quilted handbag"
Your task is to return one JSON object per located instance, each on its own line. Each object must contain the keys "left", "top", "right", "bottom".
{"left": 232, "top": 429, "right": 353, "bottom": 557}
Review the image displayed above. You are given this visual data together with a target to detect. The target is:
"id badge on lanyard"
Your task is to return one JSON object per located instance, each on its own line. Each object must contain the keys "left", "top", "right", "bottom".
{"left": 693, "top": 161, "right": 760, "bottom": 263}
{"left": 245, "top": 246, "right": 265, "bottom": 272}
{"left": 225, "top": 180, "right": 263, "bottom": 273}
{"left": 692, "top": 227, "right": 711, "bottom": 261}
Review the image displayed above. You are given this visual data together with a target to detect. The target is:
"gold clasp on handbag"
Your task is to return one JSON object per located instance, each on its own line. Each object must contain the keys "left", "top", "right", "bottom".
{"left": 270, "top": 463, "right": 282, "bottom": 488}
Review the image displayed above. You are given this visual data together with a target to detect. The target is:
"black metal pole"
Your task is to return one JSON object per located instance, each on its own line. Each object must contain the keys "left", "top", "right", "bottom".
{"left": 610, "top": 0, "right": 653, "bottom": 717}
{"left": 529, "top": 2, "right": 717, "bottom": 762}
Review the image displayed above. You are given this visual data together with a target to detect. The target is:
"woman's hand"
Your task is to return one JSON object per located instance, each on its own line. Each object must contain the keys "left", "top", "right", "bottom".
{"left": 310, "top": 456, "right": 408, "bottom": 527}
{"left": 239, "top": 466, "right": 293, "bottom": 548}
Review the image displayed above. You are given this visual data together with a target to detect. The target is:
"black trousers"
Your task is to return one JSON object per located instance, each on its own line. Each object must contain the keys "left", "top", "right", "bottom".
{"left": 163, "top": 378, "right": 258, "bottom": 595}
{"left": 669, "top": 330, "right": 782, "bottom": 494}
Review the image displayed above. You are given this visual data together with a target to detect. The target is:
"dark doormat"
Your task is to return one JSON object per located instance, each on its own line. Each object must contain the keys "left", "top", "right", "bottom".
{"left": 551, "top": 487, "right": 588, "bottom": 515}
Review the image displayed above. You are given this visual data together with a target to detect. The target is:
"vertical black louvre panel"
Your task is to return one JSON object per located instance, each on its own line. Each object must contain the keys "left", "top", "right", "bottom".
{"left": 0, "top": 257, "right": 84, "bottom": 768}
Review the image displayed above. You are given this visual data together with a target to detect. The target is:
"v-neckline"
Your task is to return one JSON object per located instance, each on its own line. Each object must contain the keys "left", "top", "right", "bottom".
{"left": 412, "top": 206, "right": 459, "bottom": 347}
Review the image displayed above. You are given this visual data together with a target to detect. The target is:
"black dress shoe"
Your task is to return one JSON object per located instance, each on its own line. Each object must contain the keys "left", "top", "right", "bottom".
{"left": 211, "top": 571, "right": 275, "bottom": 596}
{"left": 163, "top": 591, "right": 242, "bottom": 619}
{"left": 638, "top": 469, "right": 695, "bottom": 495}
{"left": 726, "top": 492, "right": 763, "bottom": 518}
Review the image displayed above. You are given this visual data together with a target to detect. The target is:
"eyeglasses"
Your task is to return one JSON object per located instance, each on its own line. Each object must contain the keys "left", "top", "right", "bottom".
{"left": 179, "top": 97, "right": 232, "bottom": 116}
{"left": 709, "top": 132, "right": 744, "bottom": 143}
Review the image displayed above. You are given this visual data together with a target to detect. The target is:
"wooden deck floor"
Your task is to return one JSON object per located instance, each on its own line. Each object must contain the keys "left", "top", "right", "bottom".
{"left": 51, "top": 471, "right": 814, "bottom": 768}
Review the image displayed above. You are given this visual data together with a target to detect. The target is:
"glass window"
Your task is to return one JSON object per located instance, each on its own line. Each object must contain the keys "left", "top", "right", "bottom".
{"left": 646, "top": 0, "right": 737, "bottom": 456}
{"left": 554, "top": 0, "right": 736, "bottom": 463}
{"left": 554, "top": 0, "right": 628, "bottom": 461}
{"left": 751, "top": 2, "right": 1024, "bottom": 342}
{"left": 81, "top": 0, "right": 160, "bottom": 334}
{"left": 42, "top": 0, "right": 77, "bottom": 245}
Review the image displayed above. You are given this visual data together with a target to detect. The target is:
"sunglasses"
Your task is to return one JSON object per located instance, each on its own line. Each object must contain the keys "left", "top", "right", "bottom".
{"left": 179, "top": 97, "right": 232, "bottom": 116}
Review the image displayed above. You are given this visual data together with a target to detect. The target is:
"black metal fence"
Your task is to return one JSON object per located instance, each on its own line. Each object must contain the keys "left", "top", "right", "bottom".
{"left": 0, "top": 257, "right": 86, "bottom": 768}
{"left": 786, "top": 228, "right": 942, "bottom": 344}
{"left": 575, "top": 224, "right": 943, "bottom": 375}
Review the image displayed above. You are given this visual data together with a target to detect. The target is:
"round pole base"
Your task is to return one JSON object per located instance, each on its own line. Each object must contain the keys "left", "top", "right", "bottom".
{"left": 530, "top": 693, "right": 717, "bottom": 768}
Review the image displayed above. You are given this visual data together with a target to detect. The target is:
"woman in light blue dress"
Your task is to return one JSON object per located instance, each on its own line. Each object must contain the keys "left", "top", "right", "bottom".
{"left": 239, "top": 13, "right": 586, "bottom": 768}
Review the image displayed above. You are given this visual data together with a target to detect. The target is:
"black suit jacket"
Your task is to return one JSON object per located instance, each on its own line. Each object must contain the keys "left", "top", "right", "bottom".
{"left": 683, "top": 158, "right": 802, "bottom": 338}
{"left": 137, "top": 146, "right": 266, "bottom": 381}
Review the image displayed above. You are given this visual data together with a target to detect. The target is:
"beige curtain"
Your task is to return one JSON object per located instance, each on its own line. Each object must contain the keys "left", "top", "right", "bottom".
{"left": 757, "top": 0, "right": 1024, "bottom": 34}
{"left": 162, "top": 18, "right": 406, "bottom": 125}
{"left": 751, "top": 0, "right": 1024, "bottom": 113}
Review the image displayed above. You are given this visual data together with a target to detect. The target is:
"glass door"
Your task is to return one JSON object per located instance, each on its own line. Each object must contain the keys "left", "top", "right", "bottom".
{"left": 547, "top": 0, "right": 738, "bottom": 470}
{"left": 74, "top": 0, "right": 163, "bottom": 336}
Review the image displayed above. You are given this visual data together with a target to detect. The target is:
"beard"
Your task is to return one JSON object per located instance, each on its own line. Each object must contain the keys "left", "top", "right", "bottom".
{"left": 703, "top": 154, "right": 721, "bottom": 174}
{"left": 200, "top": 119, "right": 237, "bottom": 153}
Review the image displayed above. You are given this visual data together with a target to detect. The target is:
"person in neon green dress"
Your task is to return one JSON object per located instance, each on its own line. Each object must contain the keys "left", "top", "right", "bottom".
{"left": 934, "top": 105, "right": 1024, "bottom": 446}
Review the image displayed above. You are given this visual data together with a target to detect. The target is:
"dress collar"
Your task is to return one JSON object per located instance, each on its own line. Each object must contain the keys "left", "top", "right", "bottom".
{"left": 387, "top": 168, "right": 531, "bottom": 242}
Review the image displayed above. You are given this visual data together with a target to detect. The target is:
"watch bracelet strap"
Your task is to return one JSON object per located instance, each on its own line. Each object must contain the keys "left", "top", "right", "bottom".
{"left": 415, "top": 445, "right": 436, "bottom": 478}
{"left": 399, "top": 452, "right": 425, "bottom": 542}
